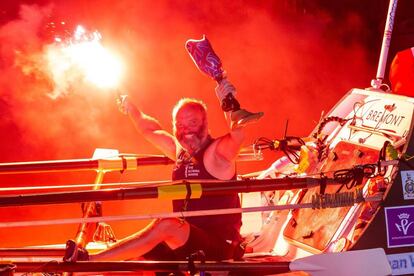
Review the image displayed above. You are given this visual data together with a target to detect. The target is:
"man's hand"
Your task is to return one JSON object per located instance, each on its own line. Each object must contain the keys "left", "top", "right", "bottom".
{"left": 215, "top": 79, "right": 263, "bottom": 129}
{"left": 116, "top": 94, "right": 131, "bottom": 115}
{"left": 116, "top": 95, "right": 177, "bottom": 160}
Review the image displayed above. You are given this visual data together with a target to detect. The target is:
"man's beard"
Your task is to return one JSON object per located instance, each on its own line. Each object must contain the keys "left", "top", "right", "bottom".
{"left": 177, "top": 125, "right": 208, "bottom": 152}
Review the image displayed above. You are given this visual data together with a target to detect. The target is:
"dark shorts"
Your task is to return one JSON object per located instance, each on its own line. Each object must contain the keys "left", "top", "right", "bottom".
{"left": 143, "top": 224, "right": 242, "bottom": 261}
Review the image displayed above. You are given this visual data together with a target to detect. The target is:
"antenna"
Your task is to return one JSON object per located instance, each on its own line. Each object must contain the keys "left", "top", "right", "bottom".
{"left": 370, "top": 0, "right": 399, "bottom": 91}
{"left": 284, "top": 119, "right": 289, "bottom": 138}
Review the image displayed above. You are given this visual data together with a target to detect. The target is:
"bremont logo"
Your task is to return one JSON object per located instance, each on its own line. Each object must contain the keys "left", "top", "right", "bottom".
{"left": 357, "top": 97, "right": 412, "bottom": 137}
{"left": 365, "top": 108, "right": 405, "bottom": 127}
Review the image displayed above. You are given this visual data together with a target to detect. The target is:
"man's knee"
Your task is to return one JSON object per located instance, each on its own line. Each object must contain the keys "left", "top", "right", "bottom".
{"left": 153, "top": 218, "right": 190, "bottom": 248}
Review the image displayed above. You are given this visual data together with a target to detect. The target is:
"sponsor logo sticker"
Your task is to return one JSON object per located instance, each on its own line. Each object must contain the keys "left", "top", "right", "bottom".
{"left": 358, "top": 97, "right": 412, "bottom": 137}
{"left": 387, "top": 252, "right": 414, "bottom": 275}
{"left": 385, "top": 205, "right": 414, "bottom": 248}
{"left": 401, "top": 171, "right": 414, "bottom": 200}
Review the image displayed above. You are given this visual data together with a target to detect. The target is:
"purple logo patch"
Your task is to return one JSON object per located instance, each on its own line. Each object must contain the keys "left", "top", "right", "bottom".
{"left": 385, "top": 205, "right": 414, "bottom": 248}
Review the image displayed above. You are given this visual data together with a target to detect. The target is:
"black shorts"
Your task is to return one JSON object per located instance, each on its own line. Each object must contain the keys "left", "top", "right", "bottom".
{"left": 143, "top": 224, "right": 241, "bottom": 261}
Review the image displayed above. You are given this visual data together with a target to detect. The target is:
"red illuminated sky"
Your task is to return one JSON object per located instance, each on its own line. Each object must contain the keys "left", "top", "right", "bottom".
{"left": 0, "top": 1, "right": 387, "bottom": 164}
{"left": 1, "top": 0, "right": 414, "bottom": 247}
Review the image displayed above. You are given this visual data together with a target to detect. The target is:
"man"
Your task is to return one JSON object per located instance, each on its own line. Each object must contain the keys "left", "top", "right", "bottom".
{"left": 64, "top": 79, "right": 258, "bottom": 262}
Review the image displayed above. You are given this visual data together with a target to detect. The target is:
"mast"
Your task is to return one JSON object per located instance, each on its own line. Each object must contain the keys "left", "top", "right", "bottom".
{"left": 370, "top": 0, "right": 399, "bottom": 90}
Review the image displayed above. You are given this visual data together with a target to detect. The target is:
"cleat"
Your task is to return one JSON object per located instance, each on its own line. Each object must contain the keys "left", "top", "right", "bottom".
{"left": 63, "top": 239, "right": 89, "bottom": 262}
{"left": 63, "top": 240, "right": 78, "bottom": 262}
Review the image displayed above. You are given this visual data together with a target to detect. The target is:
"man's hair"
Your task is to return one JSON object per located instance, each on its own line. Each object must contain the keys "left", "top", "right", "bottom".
{"left": 172, "top": 98, "right": 207, "bottom": 122}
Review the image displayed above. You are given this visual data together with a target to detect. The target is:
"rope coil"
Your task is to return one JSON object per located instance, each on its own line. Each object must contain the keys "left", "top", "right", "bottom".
{"left": 313, "top": 116, "right": 350, "bottom": 138}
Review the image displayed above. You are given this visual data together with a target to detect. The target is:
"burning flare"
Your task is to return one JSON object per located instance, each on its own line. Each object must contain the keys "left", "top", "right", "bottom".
{"left": 45, "top": 25, "right": 124, "bottom": 98}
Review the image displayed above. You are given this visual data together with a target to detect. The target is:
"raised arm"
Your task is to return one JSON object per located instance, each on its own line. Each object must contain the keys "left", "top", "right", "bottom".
{"left": 213, "top": 80, "right": 246, "bottom": 162}
{"left": 204, "top": 80, "right": 248, "bottom": 180}
{"left": 118, "top": 96, "right": 177, "bottom": 160}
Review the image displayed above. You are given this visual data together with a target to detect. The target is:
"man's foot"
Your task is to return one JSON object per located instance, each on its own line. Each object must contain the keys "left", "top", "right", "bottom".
{"left": 63, "top": 240, "right": 89, "bottom": 262}
{"left": 231, "top": 109, "right": 264, "bottom": 129}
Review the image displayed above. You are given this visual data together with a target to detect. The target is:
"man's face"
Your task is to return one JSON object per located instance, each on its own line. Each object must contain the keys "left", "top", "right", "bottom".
{"left": 174, "top": 106, "right": 208, "bottom": 153}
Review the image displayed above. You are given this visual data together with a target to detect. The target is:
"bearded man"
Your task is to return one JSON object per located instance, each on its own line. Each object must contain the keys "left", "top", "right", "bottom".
{"left": 64, "top": 79, "right": 260, "bottom": 262}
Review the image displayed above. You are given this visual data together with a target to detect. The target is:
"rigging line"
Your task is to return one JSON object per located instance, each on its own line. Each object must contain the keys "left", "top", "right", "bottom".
{"left": 20, "top": 260, "right": 58, "bottom": 276}
{"left": 404, "top": 154, "right": 414, "bottom": 161}
{"left": 347, "top": 101, "right": 366, "bottom": 140}
{"left": 0, "top": 193, "right": 382, "bottom": 228}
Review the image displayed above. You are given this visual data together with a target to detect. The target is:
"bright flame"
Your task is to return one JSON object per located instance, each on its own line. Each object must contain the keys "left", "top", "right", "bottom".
{"left": 45, "top": 25, "right": 124, "bottom": 98}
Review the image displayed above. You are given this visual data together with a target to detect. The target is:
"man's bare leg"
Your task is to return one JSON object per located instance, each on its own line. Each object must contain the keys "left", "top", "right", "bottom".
{"left": 90, "top": 218, "right": 190, "bottom": 261}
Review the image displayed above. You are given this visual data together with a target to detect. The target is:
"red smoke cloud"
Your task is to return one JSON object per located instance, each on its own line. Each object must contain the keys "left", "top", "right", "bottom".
{"left": 0, "top": 1, "right": 375, "bottom": 163}
{"left": 0, "top": 1, "right": 376, "bottom": 246}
